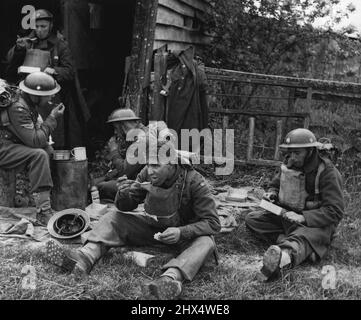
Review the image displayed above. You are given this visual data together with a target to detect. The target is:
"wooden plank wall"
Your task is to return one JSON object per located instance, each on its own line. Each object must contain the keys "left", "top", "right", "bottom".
{"left": 154, "top": 0, "right": 211, "bottom": 51}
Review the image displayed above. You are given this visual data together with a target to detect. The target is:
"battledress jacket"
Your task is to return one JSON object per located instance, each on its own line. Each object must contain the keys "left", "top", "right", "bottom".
{"left": 107, "top": 121, "right": 171, "bottom": 180}
{"left": 5, "top": 93, "right": 56, "bottom": 148}
{"left": 106, "top": 123, "right": 148, "bottom": 180}
{"left": 268, "top": 152, "right": 344, "bottom": 258}
{"left": 6, "top": 32, "right": 74, "bottom": 85}
{"left": 115, "top": 165, "right": 221, "bottom": 240}
{"left": 6, "top": 31, "right": 90, "bottom": 148}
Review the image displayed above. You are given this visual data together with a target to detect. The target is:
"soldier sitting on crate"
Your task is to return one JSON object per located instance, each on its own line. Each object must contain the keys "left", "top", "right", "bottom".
{"left": 46, "top": 137, "right": 220, "bottom": 300}
{"left": 0, "top": 72, "right": 64, "bottom": 225}
{"left": 245, "top": 128, "right": 344, "bottom": 280}
{"left": 96, "top": 108, "right": 173, "bottom": 202}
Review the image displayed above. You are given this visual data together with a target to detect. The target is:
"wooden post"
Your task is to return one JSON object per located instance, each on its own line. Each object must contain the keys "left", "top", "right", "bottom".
{"left": 0, "top": 168, "right": 16, "bottom": 207}
{"left": 306, "top": 87, "right": 313, "bottom": 112}
{"left": 129, "top": 0, "right": 159, "bottom": 123}
{"left": 302, "top": 87, "right": 313, "bottom": 129}
{"left": 304, "top": 115, "right": 310, "bottom": 129}
{"left": 222, "top": 115, "right": 229, "bottom": 156}
{"left": 274, "top": 120, "right": 283, "bottom": 160}
{"left": 152, "top": 51, "right": 168, "bottom": 121}
{"left": 288, "top": 88, "right": 296, "bottom": 111}
{"left": 285, "top": 87, "right": 296, "bottom": 132}
{"left": 247, "top": 117, "right": 255, "bottom": 161}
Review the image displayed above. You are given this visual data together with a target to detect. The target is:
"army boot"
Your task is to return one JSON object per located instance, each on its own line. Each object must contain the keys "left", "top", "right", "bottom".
{"left": 33, "top": 190, "right": 53, "bottom": 226}
{"left": 146, "top": 276, "right": 182, "bottom": 300}
{"left": 46, "top": 239, "right": 104, "bottom": 275}
{"left": 261, "top": 245, "right": 292, "bottom": 281}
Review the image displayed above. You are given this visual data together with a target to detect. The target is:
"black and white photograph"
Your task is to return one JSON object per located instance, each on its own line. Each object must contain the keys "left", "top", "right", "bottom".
{"left": 0, "top": 0, "right": 360, "bottom": 306}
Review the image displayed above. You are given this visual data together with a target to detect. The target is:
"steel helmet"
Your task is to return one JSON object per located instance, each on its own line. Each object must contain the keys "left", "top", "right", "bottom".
{"left": 279, "top": 128, "right": 322, "bottom": 149}
{"left": 19, "top": 71, "right": 61, "bottom": 96}
{"left": 35, "top": 9, "right": 53, "bottom": 21}
{"left": 47, "top": 208, "right": 90, "bottom": 239}
{"left": 107, "top": 108, "right": 140, "bottom": 123}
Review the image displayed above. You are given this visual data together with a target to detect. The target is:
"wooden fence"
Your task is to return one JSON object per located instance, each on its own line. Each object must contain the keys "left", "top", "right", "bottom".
{"left": 151, "top": 61, "right": 361, "bottom": 166}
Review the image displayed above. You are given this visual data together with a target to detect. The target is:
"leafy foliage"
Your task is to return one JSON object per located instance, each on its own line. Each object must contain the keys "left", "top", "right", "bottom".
{"left": 201, "top": 0, "right": 361, "bottom": 171}
{"left": 202, "top": 0, "right": 355, "bottom": 76}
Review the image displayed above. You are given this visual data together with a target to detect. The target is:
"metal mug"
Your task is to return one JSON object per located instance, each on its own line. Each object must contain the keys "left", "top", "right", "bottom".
{"left": 71, "top": 147, "right": 87, "bottom": 161}
{"left": 53, "top": 150, "right": 70, "bottom": 160}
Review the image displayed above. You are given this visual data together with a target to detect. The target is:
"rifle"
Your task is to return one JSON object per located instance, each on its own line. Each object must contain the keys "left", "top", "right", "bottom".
{"left": 118, "top": 56, "right": 131, "bottom": 107}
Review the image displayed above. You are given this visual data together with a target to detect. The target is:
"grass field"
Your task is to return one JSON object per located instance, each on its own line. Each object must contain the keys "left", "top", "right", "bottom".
{"left": 1, "top": 166, "right": 361, "bottom": 300}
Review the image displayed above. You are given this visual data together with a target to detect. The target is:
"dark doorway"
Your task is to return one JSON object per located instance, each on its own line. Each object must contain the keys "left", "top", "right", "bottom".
{"left": 64, "top": 0, "right": 136, "bottom": 153}
{"left": 0, "top": 0, "right": 62, "bottom": 77}
{"left": 0, "top": 0, "right": 136, "bottom": 156}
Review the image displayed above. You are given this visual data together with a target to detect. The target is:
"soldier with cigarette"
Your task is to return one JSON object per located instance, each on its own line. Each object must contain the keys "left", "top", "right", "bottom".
{"left": 245, "top": 128, "right": 344, "bottom": 280}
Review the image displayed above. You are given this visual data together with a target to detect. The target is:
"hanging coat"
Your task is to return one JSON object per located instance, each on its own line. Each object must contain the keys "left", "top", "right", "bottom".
{"left": 166, "top": 46, "right": 209, "bottom": 136}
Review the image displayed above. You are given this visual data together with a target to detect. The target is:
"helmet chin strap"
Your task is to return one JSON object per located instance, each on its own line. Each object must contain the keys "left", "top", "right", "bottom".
{"left": 27, "top": 93, "right": 40, "bottom": 105}
{"left": 304, "top": 147, "right": 316, "bottom": 165}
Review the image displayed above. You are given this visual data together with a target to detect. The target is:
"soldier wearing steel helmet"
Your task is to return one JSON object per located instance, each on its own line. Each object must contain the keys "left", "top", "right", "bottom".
{"left": 0, "top": 71, "right": 64, "bottom": 225}
{"left": 95, "top": 108, "right": 147, "bottom": 201}
{"left": 6, "top": 9, "right": 89, "bottom": 149}
{"left": 6, "top": 9, "right": 69, "bottom": 84}
{"left": 96, "top": 108, "right": 172, "bottom": 202}
{"left": 46, "top": 137, "right": 220, "bottom": 300}
{"left": 245, "top": 128, "right": 344, "bottom": 280}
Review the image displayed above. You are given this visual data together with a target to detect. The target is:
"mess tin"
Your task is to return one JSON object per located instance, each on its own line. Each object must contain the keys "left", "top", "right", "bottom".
{"left": 53, "top": 150, "right": 70, "bottom": 160}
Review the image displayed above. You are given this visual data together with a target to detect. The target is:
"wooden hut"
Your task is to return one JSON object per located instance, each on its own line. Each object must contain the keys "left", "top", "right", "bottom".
{"left": 154, "top": 0, "right": 211, "bottom": 51}
{"left": 0, "top": 0, "right": 211, "bottom": 136}
{"left": 129, "top": 0, "right": 211, "bottom": 121}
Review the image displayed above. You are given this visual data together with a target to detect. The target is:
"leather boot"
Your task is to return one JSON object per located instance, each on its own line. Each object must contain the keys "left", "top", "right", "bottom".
{"left": 261, "top": 245, "right": 282, "bottom": 279}
{"left": 146, "top": 276, "right": 182, "bottom": 300}
{"left": 33, "top": 190, "right": 53, "bottom": 226}
{"left": 261, "top": 245, "right": 292, "bottom": 281}
{"left": 46, "top": 239, "right": 94, "bottom": 274}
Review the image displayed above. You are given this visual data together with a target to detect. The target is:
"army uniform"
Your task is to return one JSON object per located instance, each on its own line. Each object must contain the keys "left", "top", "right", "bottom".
{"left": 0, "top": 92, "right": 56, "bottom": 193}
{"left": 6, "top": 32, "right": 89, "bottom": 148}
{"left": 97, "top": 122, "right": 148, "bottom": 201}
{"left": 97, "top": 120, "right": 172, "bottom": 201}
{"left": 86, "top": 164, "right": 221, "bottom": 281}
{"left": 246, "top": 149, "right": 344, "bottom": 267}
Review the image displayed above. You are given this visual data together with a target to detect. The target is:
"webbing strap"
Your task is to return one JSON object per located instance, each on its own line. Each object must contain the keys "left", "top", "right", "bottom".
{"left": 314, "top": 162, "right": 326, "bottom": 196}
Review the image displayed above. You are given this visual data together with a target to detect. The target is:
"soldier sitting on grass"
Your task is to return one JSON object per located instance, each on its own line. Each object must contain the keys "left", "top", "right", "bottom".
{"left": 246, "top": 128, "right": 344, "bottom": 281}
{"left": 46, "top": 136, "right": 221, "bottom": 300}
